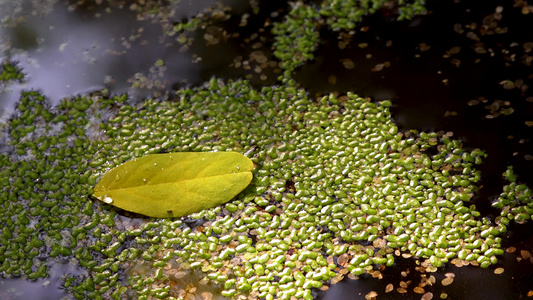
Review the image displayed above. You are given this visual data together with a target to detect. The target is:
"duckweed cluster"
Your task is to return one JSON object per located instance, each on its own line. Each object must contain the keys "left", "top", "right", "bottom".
{"left": 1, "top": 76, "right": 526, "bottom": 299}
{"left": 168, "top": 0, "right": 427, "bottom": 75}
{"left": 272, "top": 5, "right": 320, "bottom": 74}
{"left": 493, "top": 166, "right": 533, "bottom": 224}
{"left": 271, "top": 0, "right": 425, "bottom": 73}
{"left": 0, "top": 59, "right": 24, "bottom": 87}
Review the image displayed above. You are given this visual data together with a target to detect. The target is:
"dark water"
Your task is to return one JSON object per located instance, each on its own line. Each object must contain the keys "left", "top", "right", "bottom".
{"left": 319, "top": 242, "right": 533, "bottom": 300}
{"left": 0, "top": 261, "right": 86, "bottom": 300}
{"left": 1, "top": 0, "right": 532, "bottom": 299}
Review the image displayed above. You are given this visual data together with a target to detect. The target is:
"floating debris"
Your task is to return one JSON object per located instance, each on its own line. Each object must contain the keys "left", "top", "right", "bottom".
{"left": 441, "top": 277, "right": 454, "bottom": 286}
{"left": 421, "top": 292, "right": 434, "bottom": 300}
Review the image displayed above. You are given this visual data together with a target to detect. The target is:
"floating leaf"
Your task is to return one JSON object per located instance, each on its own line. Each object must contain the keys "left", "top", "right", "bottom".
{"left": 93, "top": 152, "right": 253, "bottom": 218}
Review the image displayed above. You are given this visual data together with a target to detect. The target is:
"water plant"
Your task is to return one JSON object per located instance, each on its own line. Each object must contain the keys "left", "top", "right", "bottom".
{"left": 168, "top": 0, "right": 427, "bottom": 76}
{"left": 1, "top": 77, "right": 529, "bottom": 299}
{"left": 0, "top": 59, "right": 24, "bottom": 87}
{"left": 493, "top": 166, "right": 533, "bottom": 225}
{"left": 1, "top": 0, "right": 531, "bottom": 299}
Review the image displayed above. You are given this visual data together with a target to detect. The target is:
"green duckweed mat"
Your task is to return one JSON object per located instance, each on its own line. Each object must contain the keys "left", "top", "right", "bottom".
{"left": 1, "top": 0, "right": 532, "bottom": 299}
{"left": 1, "top": 77, "right": 531, "bottom": 299}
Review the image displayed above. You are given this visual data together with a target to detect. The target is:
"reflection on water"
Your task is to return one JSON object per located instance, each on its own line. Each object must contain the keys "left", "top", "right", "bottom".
{"left": 0, "top": 0, "right": 287, "bottom": 113}
{"left": 0, "top": 260, "right": 86, "bottom": 300}
{"left": 0, "top": 0, "right": 283, "bottom": 114}
{"left": 0, "top": 0, "right": 238, "bottom": 112}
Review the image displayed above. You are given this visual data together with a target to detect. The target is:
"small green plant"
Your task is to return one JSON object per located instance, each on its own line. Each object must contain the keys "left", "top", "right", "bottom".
{"left": 0, "top": 59, "right": 24, "bottom": 86}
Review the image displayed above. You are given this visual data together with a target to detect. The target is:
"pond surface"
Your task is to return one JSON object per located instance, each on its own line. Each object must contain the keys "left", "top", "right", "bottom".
{"left": 0, "top": 0, "right": 247, "bottom": 111}
{"left": 0, "top": 260, "right": 86, "bottom": 299}
{"left": 296, "top": 0, "right": 533, "bottom": 187}
{"left": 1, "top": 0, "right": 532, "bottom": 299}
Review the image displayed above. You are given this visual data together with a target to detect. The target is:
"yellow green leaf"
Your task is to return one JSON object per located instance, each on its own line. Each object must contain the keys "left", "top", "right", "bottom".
{"left": 93, "top": 152, "right": 253, "bottom": 218}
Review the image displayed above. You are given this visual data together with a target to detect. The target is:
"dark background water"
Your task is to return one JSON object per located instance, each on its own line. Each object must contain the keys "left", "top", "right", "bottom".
{"left": 1, "top": 0, "right": 532, "bottom": 299}
{"left": 294, "top": 0, "right": 533, "bottom": 188}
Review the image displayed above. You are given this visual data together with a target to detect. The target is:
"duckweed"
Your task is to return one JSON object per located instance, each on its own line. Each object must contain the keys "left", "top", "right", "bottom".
{"left": 1, "top": 75, "right": 528, "bottom": 299}
{"left": 493, "top": 166, "right": 533, "bottom": 224}
{"left": 0, "top": 59, "right": 24, "bottom": 86}
{"left": 168, "top": 0, "right": 427, "bottom": 77}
